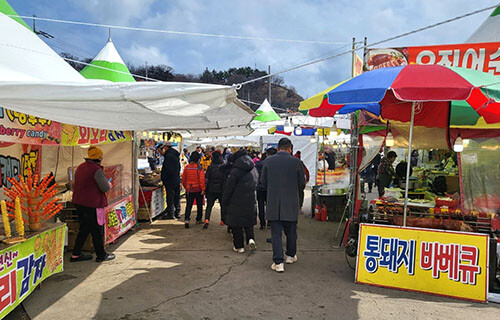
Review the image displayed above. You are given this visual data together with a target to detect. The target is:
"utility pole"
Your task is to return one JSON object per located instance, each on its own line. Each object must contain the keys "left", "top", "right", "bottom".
{"left": 145, "top": 61, "right": 148, "bottom": 81}
{"left": 363, "top": 37, "right": 368, "bottom": 65}
{"left": 351, "top": 37, "right": 356, "bottom": 78}
{"left": 268, "top": 65, "right": 272, "bottom": 105}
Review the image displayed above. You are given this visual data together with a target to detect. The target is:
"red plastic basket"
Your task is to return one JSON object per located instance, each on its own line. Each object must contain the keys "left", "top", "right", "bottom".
{"left": 435, "top": 197, "right": 460, "bottom": 208}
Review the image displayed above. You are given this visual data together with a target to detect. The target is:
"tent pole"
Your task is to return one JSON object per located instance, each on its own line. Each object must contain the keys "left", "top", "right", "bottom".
{"left": 403, "top": 102, "right": 416, "bottom": 227}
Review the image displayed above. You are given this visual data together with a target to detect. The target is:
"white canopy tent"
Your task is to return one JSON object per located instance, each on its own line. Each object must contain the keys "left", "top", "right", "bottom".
{"left": 0, "top": 12, "right": 254, "bottom": 131}
{"left": 0, "top": 81, "right": 254, "bottom": 131}
{"left": 0, "top": 13, "right": 84, "bottom": 81}
{"left": 466, "top": 6, "right": 500, "bottom": 43}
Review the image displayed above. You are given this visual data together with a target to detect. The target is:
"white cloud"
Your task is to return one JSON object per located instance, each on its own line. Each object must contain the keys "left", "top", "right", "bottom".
{"left": 23, "top": 0, "right": 497, "bottom": 99}
{"left": 71, "top": 0, "right": 156, "bottom": 25}
{"left": 122, "top": 43, "right": 172, "bottom": 67}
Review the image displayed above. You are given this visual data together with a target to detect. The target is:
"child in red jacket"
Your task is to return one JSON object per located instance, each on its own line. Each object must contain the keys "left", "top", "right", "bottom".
{"left": 182, "top": 151, "right": 205, "bottom": 228}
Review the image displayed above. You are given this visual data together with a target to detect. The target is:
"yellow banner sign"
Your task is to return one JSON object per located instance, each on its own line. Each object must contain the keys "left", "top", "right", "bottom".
{"left": 356, "top": 224, "right": 489, "bottom": 302}
{"left": 61, "top": 124, "right": 132, "bottom": 146}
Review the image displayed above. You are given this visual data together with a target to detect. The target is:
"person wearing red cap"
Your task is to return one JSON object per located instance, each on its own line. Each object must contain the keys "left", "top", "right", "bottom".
{"left": 71, "top": 146, "right": 115, "bottom": 262}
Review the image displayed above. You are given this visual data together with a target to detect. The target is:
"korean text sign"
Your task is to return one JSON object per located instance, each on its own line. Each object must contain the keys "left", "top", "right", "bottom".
{"left": 365, "top": 42, "right": 500, "bottom": 75}
{"left": 0, "top": 107, "right": 61, "bottom": 145}
{"left": 0, "top": 224, "right": 65, "bottom": 318}
{"left": 356, "top": 224, "right": 489, "bottom": 302}
{"left": 99, "top": 195, "right": 136, "bottom": 244}
{"left": 61, "top": 124, "right": 132, "bottom": 146}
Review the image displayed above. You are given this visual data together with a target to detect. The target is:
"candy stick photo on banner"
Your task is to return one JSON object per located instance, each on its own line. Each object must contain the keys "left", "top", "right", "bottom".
{"left": 1, "top": 200, "right": 11, "bottom": 238}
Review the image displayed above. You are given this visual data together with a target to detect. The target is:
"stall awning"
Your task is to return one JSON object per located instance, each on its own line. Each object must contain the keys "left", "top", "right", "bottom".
{"left": 0, "top": 81, "right": 255, "bottom": 131}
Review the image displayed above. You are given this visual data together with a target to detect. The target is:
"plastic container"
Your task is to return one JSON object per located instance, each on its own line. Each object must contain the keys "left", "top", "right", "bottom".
{"left": 435, "top": 197, "right": 459, "bottom": 208}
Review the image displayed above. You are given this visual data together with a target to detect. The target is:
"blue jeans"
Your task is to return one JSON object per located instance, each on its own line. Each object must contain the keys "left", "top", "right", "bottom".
{"left": 270, "top": 220, "right": 297, "bottom": 264}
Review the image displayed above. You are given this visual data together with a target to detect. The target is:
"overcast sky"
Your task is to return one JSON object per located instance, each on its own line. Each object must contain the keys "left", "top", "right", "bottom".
{"left": 11, "top": 0, "right": 498, "bottom": 99}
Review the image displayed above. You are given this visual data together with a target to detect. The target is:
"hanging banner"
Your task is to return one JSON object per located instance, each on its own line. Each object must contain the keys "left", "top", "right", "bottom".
{"left": 365, "top": 42, "right": 500, "bottom": 75}
{"left": 354, "top": 53, "right": 364, "bottom": 77}
{"left": 61, "top": 124, "right": 132, "bottom": 146}
{"left": 0, "top": 223, "right": 65, "bottom": 319}
{"left": 356, "top": 224, "right": 489, "bottom": 302}
{"left": 0, "top": 107, "right": 61, "bottom": 145}
{"left": 99, "top": 195, "right": 136, "bottom": 244}
{"left": 0, "top": 144, "right": 43, "bottom": 191}
{"left": 0, "top": 108, "right": 132, "bottom": 147}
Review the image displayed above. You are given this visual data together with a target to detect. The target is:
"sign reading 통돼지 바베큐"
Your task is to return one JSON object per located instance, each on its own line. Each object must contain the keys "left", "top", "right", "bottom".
{"left": 0, "top": 223, "right": 66, "bottom": 318}
{"left": 355, "top": 224, "right": 489, "bottom": 302}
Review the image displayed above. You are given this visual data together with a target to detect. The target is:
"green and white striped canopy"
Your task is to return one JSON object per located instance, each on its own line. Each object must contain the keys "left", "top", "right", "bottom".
{"left": 253, "top": 99, "right": 280, "bottom": 122}
{"left": 80, "top": 39, "right": 135, "bottom": 82}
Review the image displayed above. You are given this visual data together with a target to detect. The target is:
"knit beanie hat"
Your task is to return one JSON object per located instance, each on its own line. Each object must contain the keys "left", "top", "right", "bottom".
{"left": 87, "top": 146, "right": 103, "bottom": 160}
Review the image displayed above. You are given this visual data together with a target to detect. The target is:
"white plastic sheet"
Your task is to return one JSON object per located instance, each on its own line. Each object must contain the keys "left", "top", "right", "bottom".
{"left": 0, "top": 81, "right": 255, "bottom": 131}
{"left": 261, "top": 136, "right": 317, "bottom": 187}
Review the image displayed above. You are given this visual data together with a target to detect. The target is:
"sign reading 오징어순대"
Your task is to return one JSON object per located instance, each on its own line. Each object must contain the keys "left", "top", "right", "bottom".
{"left": 0, "top": 223, "right": 66, "bottom": 318}
{"left": 356, "top": 224, "right": 489, "bottom": 302}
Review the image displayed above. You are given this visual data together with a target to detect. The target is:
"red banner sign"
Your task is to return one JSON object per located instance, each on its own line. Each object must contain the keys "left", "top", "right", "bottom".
{"left": 365, "top": 42, "right": 500, "bottom": 75}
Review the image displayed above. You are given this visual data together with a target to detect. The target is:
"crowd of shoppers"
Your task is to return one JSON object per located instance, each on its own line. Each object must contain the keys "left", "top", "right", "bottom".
{"left": 69, "top": 141, "right": 306, "bottom": 269}
{"left": 153, "top": 139, "right": 306, "bottom": 271}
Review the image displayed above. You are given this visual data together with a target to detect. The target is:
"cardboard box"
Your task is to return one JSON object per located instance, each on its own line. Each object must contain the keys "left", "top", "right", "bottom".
{"left": 446, "top": 175, "right": 459, "bottom": 194}
{"left": 66, "top": 230, "right": 94, "bottom": 253}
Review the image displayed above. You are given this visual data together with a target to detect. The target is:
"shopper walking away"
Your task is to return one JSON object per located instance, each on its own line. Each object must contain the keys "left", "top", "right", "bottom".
{"left": 204, "top": 152, "right": 225, "bottom": 228}
{"left": 294, "top": 151, "right": 310, "bottom": 211}
{"left": 182, "top": 152, "right": 205, "bottom": 228}
{"left": 377, "top": 151, "right": 397, "bottom": 197}
{"left": 255, "top": 148, "right": 277, "bottom": 229}
{"left": 159, "top": 142, "right": 181, "bottom": 219}
{"left": 219, "top": 159, "right": 234, "bottom": 228}
{"left": 71, "top": 146, "right": 115, "bottom": 262}
{"left": 261, "top": 138, "right": 305, "bottom": 272}
{"left": 222, "top": 149, "right": 258, "bottom": 253}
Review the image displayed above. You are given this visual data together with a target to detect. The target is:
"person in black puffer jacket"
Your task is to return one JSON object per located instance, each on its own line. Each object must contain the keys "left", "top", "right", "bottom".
{"left": 159, "top": 142, "right": 181, "bottom": 219}
{"left": 203, "top": 152, "right": 225, "bottom": 228}
{"left": 222, "top": 149, "right": 258, "bottom": 253}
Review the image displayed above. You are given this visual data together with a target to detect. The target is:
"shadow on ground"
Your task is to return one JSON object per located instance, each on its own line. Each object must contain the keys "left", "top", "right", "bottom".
{"left": 21, "top": 192, "right": 500, "bottom": 320}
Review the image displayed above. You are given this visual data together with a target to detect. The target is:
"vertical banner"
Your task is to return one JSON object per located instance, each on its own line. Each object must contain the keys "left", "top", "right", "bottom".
{"left": 354, "top": 53, "right": 364, "bottom": 77}
{"left": 356, "top": 224, "right": 489, "bottom": 302}
{"left": 150, "top": 187, "right": 165, "bottom": 219}
{"left": 99, "top": 195, "right": 136, "bottom": 244}
{"left": 0, "top": 223, "right": 65, "bottom": 318}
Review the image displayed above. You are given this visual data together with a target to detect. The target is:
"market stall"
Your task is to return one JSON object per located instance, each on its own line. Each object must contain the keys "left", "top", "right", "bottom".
{"left": 0, "top": 108, "right": 68, "bottom": 317}
{"left": 305, "top": 64, "right": 500, "bottom": 302}
{"left": 135, "top": 134, "right": 183, "bottom": 221}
